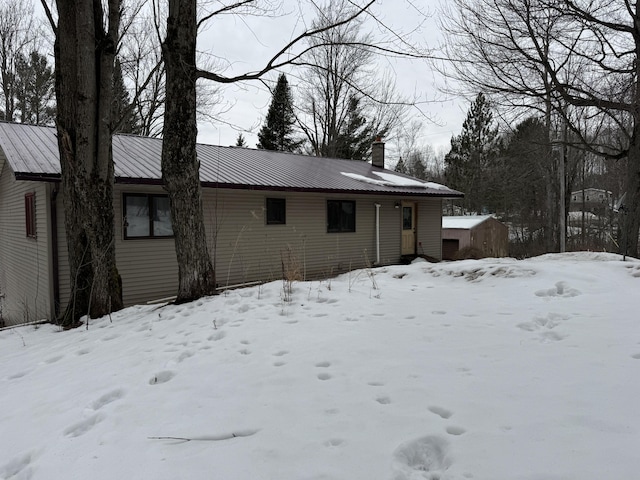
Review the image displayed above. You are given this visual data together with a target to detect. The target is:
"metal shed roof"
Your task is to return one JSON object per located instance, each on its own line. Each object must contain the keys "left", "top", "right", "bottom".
{"left": 0, "top": 122, "right": 463, "bottom": 197}
{"left": 442, "top": 215, "right": 495, "bottom": 229}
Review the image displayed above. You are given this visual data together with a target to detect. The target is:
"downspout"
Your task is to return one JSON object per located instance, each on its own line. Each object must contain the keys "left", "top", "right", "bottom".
{"left": 374, "top": 203, "right": 381, "bottom": 265}
{"left": 50, "top": 184, "right": 60, "bottom": 318}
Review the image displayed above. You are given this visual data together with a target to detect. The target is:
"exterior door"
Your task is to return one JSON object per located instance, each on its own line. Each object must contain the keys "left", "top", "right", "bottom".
{"left": 401, "top": 202, "right": 417, "bottom": 255}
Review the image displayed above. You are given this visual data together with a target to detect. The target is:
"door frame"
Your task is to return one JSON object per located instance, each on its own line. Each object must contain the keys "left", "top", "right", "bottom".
{"left": 401, "top": 201, "right": 417, "bottom": 256}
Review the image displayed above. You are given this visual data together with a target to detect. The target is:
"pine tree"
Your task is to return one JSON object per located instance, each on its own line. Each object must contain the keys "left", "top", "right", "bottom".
{"left": 395, "top": 156, "right": 408, "bottom": 174}
{"left": 235, "top": 133, "right": 247, "bottom": 147}
{"left": 257, "top": 73, "right": 299, "bottom": 151}
{"left": 444, "top": 93, "right": 499, "bottom": 214}
{"left": 335, "top": 95, "right": 378, "bottom": 160}
{"left": 15, "top": 50, "right": 55, "bottom": 125}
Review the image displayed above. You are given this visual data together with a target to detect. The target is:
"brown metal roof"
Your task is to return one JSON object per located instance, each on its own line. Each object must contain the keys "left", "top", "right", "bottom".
{"left": 0, "top": 122, "right": 462, "bottom": 197}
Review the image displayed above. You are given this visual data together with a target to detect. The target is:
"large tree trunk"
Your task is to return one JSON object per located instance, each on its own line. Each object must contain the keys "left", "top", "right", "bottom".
{"left": 161, "top": 0, "right": 216, "bottom": 303}
{"left": 623, "top": 121, "right": 640, "bottom": 257}
{"left": 54, "top": 0, "right": 123, "bottom": 327}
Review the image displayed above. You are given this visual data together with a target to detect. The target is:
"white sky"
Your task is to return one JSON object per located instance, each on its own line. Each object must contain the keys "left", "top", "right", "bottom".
{"left": 2, "top": 252, "right": 638, "bottom": 479}
{"left": 194, "top": 0, "right": 467, "bottom": 156}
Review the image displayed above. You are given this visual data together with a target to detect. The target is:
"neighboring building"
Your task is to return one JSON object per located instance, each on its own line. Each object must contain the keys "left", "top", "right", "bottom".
{"left": 570, "top": 188, "right": 613, "bottom": 215}
{"left": 441, "top": 215, "right": 508, "bottom": 260}
{"left": 0, "top": 122, "right": 463, "bottom": 326}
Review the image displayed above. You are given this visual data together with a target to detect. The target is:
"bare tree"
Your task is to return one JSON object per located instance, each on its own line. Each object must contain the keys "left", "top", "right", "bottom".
{"left": 439, "top": 0, "right": 640, "bottom": 256}
{"left": 296, "top": 0, "right": 406, "bottom": 158}
{"left": 161, "top": 0, "right": 431, "bottom": 303}
{"left": 42, "top": 0, "right": 124, "bottom": 327}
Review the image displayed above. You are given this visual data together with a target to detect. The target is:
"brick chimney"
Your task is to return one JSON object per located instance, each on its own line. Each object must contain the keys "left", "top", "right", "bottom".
{"left": 372, "top": 136, "right": 385, "bottom": 169}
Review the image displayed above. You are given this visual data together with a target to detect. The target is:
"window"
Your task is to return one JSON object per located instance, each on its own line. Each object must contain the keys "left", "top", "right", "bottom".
{"left": 327, "top": 200, "right": 355, "bottom": 233}
{"left": 403, "top": 206, "right": 413, "bottom": 230}
{"left": 266, "top": 198, "right": 286, "bottom": 225}
{"left": 25, "top": 192, "right": 36, "bottom": 238}
{"left": 123, "top": 193, "right": 173, "bottom": 239}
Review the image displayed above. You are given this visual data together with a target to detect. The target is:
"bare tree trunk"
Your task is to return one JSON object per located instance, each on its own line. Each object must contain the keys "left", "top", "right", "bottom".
{"left": 624, "top": 121, "right": 640, "bottom": 257}
{"left": 161, "top": 0, "right": 216, "bottom": 303}
{"left": 53, "top": 0, "right": 123, "bottom": 327}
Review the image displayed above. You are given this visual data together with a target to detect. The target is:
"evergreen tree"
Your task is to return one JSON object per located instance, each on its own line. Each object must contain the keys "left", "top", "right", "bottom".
{"left": 407, "top": 151, "right": 427, "bottom": 180}
{"left": 395, "top": 156, "right": 408, "bottom": 174}
{"left": 15, "top": 50, "right": 55, "bottom": 125}
{"left": 335, "top": 95, "right": 381, "bottom": 160}
{"left": 444, "top": 93, "right": 500, "bottom": 213}
{"left": 235, "top": 132, "right": 247, "bottom": 147}
{"left": 257, "top": 73, "right": 299, "bottom": 151}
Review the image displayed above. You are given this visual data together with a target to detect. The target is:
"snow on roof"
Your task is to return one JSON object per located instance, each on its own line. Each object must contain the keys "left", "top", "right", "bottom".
{"left": 341, "top": 171, "right": 452, "bottom": 191}
{"left": 442, "top": 215, "right": 494, "bottom": 229}
{"left": 0, "top": 122, "right": 464, "bottom": 198}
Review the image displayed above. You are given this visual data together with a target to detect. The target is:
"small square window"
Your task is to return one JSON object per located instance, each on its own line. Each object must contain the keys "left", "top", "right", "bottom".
{"left": 123, "top": 193, "right": 173, "bottom": 239}
{"left": 266, "top": 198, "right": 286, "bottom": 225}
{"left": 25, "top": 192, "right": 36, "bottom": 238}
{"left": 327, "top": 200, "right": 355, "bottom": 233}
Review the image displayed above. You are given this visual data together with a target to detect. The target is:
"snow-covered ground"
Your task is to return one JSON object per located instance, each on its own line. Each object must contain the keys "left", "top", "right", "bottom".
{"left": 1, "top": 252, "right": 639, "bottom": 480}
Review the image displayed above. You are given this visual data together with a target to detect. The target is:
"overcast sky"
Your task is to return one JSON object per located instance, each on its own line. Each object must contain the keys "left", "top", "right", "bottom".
{"left": 194, "top": 0, "right": 467, "bottom": 159}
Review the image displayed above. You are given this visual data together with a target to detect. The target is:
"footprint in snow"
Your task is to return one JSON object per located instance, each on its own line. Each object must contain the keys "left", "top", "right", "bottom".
{"left": 631, "top": 353, "right": 640, "bottom": 359}
{"left": 208, "top": 331, "right": 226, "bottom": 342}
{"left": 535, "top": 281, "right": 581, "bottom": 298}
{"left": 44, "top": 354, "right": 64, "bottom": 364}
{"left": 149, "top": 371, "right": 176, "bottom": 385}
{"left": 428, "top": 406, "right": 453, "bottom": 419}
{"left": 176, "top": 350, "right": 195, "bottom": 363}
{"left": 376, "top": 396, "right": 391, "bottom": 405}
{"left": 64, "top": 413, "right": 104, "bottom": 437}
{"left": 0, "top": 451, "right": 37, "bottom": 479}
{"left": 315, "top": 361, "right": 331, "bottom": 368}
{"left": 393, "top": 435, "right": 451, "bottom": 478}
{"left": 317, "top": 372, "right": 331, "bottom": 381}
{"left": 239, "top": 349, "right": 251, "bottom": 355}
{"left": 445, "top": 425, "right": 466, "bottom": 436}
{"left": 92, "top": 388, "right": 125, "bottom": 410}
{"left": 273, "top": 350, "right": 289, "bottom": 357}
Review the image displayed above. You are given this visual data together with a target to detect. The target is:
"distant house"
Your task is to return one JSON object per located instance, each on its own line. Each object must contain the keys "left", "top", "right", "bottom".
{"left": 441, "top": 215, "right": 508, "bottom": 260}
{"left": 570, "top": 188, "right": 613, "bottom": 214}
{"left": 0, "top": 122, "right": 463, "bottom": 326}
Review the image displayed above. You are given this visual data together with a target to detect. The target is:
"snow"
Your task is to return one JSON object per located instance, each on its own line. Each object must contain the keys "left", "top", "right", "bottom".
{"left": 340, "top": 171, "right": 450, "bottom": 190}
{"left": 1, "top": 252, "right": 639, "bottom": 480}
{"left": 442, "top": 215, "right": 494, "bottom": 229}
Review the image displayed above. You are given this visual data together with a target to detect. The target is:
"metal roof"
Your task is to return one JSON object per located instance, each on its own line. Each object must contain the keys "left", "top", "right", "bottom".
{"left": 0, "top": 122, "right": 463, "bottom": 197}
{"left": 442, "top": 215, "right": 495, "bottom": 229}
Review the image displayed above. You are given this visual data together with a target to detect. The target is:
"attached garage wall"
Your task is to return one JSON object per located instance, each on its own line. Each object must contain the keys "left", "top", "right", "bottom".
{"left": 0, "top": 162, "right": 52, "bottom": 325}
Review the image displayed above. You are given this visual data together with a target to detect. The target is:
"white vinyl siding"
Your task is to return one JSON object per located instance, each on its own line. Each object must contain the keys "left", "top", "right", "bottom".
{"left": 0, "top": 162, "right": 53, "bottom": 325}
